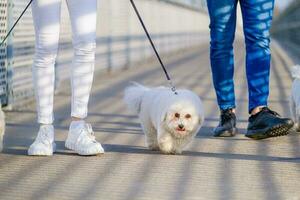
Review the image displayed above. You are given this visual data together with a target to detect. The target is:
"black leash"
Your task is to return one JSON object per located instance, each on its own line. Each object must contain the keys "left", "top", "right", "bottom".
{"left": 0, "top": 0, "right": 34, "bottom": 46}
{"left": 130, "top": 0, "right": 178, "bottom": 95}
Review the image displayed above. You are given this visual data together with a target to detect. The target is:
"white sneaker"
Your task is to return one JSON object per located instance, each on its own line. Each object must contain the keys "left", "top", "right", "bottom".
{"left": 65, "top": 121, "right": 104, "bottom": 155}
{"left": 28, "top": 125, "right": 56, "bottom": 156}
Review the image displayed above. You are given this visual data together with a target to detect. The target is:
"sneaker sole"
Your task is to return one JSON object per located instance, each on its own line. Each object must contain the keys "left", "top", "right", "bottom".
{"left": 213, "top": 128, "right": 237, "bottom": 137}
{"left": 28, "top": 143, "right": 56, "bottom": 156}
{"left": 245, "top": 123, "right": 293, "bottom": 140}
{"left": 65, "top": 141, "right": 104, "bottom": 156}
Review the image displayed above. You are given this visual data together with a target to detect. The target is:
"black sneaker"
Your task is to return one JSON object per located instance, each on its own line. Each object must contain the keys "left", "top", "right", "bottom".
{"left": 245, "top": 107, "right": 294, "bottom": 140}
{"left": 213, "top": 108, "right": 237, "bottom": 137}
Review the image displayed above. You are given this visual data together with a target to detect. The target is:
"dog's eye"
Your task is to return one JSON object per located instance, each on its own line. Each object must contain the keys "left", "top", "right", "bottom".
{"left": 175, "top": 113, "right": 180, "bottom": 118}
{"left": 185, "top": 114, "right": 191, "bottom": 119}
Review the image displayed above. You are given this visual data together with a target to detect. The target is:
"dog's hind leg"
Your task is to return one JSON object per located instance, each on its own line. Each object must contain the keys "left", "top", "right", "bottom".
{"left": 290, "top": 96, "right": 297, "bottom": 121}
{"left": 141, "top": 121, "right": 159, "bottom": 150}
{"left": 296, "top": 106, "right": 300, "bottom": 132}
{"left": 290, "top": 96, "right": 299, "bottom": 131}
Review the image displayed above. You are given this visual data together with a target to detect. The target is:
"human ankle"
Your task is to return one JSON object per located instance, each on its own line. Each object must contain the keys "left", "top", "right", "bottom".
{"left": 40, "top": 123, "right": 53, "bottom": 127}
{"left": 71, "top": 116, "right": 83, "bottom": 121}
{"left": 70, "top": 119, "right": 85, "bottom": 129}
{"left": 250, "top": 106, "right": 265, "bottom": 116}
{"left": 221, "top": 108, "right": 236, "bottom": 114}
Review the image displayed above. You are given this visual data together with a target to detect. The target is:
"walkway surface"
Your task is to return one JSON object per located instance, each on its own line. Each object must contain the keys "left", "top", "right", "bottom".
{"left": 0, "top": 37, "right": 300, "bottom": 200}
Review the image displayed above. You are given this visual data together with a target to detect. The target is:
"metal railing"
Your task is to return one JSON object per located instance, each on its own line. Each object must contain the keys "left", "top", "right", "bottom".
{"left": 271, "top": 0, "right": 300, "bottom": 58}
{"left": 0, "top": 0, "right": 7, "bottom": 106}
{"left": 1, "top": 0, "right": 210, "bottom": 108}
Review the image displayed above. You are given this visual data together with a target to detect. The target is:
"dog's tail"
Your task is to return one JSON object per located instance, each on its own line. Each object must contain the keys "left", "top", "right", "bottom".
{"left": 291, "top": 65, "right": 300, "bottom": 80}
{"left": 124, "top": 82, "right": 149, "bottom": 114}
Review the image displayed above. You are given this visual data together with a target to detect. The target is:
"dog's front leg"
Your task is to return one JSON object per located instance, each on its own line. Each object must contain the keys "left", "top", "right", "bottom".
{"left": 141, "top": 119, "right": 159, "bottom": 150}
{"left": 157, "top": 128, "right": 175, "bottom": 154}
{"left": 296, "top": 107, "right": 300, "bottom": 132}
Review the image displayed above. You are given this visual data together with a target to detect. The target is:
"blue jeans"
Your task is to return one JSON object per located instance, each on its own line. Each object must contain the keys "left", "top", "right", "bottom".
{"left": 207, "top": 0, "right": 274, "bottom": 112}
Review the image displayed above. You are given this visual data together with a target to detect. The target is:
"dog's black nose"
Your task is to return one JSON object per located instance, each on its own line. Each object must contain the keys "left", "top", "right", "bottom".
{"left": 178, "top": 124, "right": 184, "bottom": 129}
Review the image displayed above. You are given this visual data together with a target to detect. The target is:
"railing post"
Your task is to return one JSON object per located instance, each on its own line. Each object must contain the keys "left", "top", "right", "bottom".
{"left": 5, "top": 0, "right": 13, "bottom": 110}
{"left": 0, "top": 0, "right": 8, "bottom": 107}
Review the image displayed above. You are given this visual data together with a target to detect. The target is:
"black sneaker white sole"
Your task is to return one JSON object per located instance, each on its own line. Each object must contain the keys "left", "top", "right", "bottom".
{"left": 245, "top": 123, "right": 294, "bottom": 140}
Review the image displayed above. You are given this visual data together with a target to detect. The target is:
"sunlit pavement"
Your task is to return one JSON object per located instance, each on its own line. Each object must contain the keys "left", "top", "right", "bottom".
{"left": 1, "top": 37, "right": 300, "bottom": 200}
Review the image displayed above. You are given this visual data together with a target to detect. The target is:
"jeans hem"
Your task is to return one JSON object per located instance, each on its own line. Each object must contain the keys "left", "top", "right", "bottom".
{"left": 219, "top": 104, "right": 236, "bottom": 111}
{"left": 249, "top": 104, "right": 268, "bottom": 113}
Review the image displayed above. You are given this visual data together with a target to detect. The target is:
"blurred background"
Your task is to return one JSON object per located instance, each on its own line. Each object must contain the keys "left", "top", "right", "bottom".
{"left": 0, "top": 0, "right": 298, "bottom": 109}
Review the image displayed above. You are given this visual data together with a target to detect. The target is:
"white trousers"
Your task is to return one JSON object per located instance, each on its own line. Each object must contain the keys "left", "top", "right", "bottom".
{"left": 31, "top": 0, "right": 97, "bottom": 124}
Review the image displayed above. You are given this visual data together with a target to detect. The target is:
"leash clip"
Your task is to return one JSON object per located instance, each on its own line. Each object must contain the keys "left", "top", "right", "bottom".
{"left": 168, "top": 80, "right": 178, "bottom": 95}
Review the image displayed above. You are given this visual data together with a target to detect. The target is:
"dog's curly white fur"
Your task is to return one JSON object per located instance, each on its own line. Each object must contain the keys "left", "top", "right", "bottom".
{"left": 290, "top": 65, "right": 300, "bottom": 132}
{"left": 124, "top": 83, "right": 204, "bottom": 154}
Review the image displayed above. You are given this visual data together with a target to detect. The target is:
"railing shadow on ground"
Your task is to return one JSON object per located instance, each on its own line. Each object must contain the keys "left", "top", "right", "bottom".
{"left": 3, "top": 120, "right": 300, "bottom": 161}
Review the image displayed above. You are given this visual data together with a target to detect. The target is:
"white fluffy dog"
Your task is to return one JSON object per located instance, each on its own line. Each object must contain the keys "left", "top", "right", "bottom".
{"left": 290, "top": 65, "right": 300, "bottom": 132}
{"left": 124, "top": 83, "right": 204, "bottom": 154}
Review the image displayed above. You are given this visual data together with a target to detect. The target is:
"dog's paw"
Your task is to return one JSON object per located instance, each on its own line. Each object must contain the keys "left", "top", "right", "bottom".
{"left": 158, "top": 135, "right": 174, "bottom": 154}
{"left": 159, "top": 143, "right": 174, "bottom": 154}
{"left": 159, "top": 145, "right": 183, "bottom": 155}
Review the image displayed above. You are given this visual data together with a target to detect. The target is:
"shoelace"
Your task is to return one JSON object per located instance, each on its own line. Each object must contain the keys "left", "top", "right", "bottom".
{"left": 261, "top": 107, "right": 280, "bottom": 117}
{"left": 82, "top": 123, "right": 96, "bottom": 142}
{"left": 37, "top": 127, "right": 53, "bottom": 145}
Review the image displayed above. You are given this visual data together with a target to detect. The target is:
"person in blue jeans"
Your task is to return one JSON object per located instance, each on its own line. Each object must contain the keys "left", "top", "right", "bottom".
{"left": 207, "top": 0, "right": 294, "bottom": 139}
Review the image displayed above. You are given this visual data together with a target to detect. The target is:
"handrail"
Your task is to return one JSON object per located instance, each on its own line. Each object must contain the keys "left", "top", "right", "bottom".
{"left": 271, "top": 2, "right": 300, "bottom": 34}
{"left": 271, "top": 1, "right": 300, "bottom": 60}
{"left": 271, "top": 22, "right": 300, "bottom": 33}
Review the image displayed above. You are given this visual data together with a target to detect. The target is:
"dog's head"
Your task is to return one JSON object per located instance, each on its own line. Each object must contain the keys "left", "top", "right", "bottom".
{"left": 162, "top": 101, "right": 203, "bottom": 138}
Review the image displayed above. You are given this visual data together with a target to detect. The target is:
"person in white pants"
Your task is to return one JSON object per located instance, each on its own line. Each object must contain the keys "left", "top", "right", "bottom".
{"left": 28, "top": 0, "right": 104, "bottom": 156}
